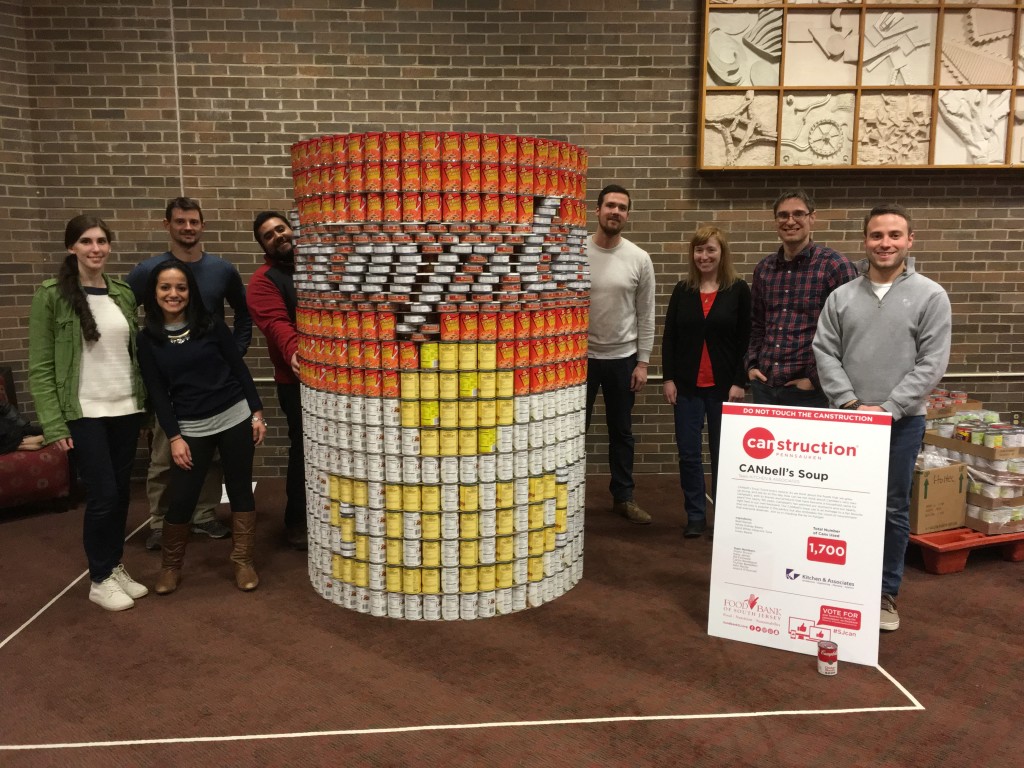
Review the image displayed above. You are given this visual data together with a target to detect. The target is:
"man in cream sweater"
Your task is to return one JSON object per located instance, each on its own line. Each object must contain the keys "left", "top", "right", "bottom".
{"left": 586, "top": 184, "right": 657, "bottom": 524}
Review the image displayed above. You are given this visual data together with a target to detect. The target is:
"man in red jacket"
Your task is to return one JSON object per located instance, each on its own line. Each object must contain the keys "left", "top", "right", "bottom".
{"left": 248, "top": 211, "right": 306, "bottom": 550}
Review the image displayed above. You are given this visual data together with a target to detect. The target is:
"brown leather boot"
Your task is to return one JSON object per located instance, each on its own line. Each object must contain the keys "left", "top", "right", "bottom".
{"left": 155, "top": 522, "right": 190, "bottom": 595}
{"left": 231, "top": 511, "right": 259, "bottom": 591}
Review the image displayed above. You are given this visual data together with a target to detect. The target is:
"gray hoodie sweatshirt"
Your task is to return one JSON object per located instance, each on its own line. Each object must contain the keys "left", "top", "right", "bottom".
{"left": 813, "top": 258, "right": 951, "bottom": 420}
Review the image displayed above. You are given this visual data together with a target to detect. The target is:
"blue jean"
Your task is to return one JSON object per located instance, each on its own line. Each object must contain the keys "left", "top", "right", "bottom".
{"left": 673, "top": 388, "right": 723, "bottom": 524}
{"left": 67, "top": 413, "right": 144, "bottom": 582}
{"left": 750, "top": 379, "right": 828, "bottom": 408}
{"left": 585, "top": 355, "right": 637, "bottom": 503}
{"left": 882, "top": 415, "right": 926, "bottom": 596}
{"left": 277, "top": 382, "right": 306, "bottom": 530}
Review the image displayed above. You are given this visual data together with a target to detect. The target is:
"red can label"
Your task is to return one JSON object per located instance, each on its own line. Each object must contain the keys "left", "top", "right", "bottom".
{"left": 401, "top": 131, "right": 420, "bottom": 162}
{"left": 420, "top": 132, "right": 441, "bottom": 161}
{"left": 422, "top": 161, "right": 441, "bottom": 192}
{"left": 461, "top": 161, "right": 480, "bottom": 193}
{"left": 496, "top": 341, "right": 515, "bottom": 369}
{"left": 363, "top": 132, "right": 382, "bottom": 162}
{"left": 402, "top": 192, "right": 422, "bottom": 222}
{"left": 480, "top": 163, "right": 500, "bottom": 193}
{"left": 423, "top": 191, "right": 442, "bottom": 222}
{"left": 400, "top": 161, "right": 421, "bottom": 192}
{"left": 517, "top": 165, "right": 535, "bottom": 196}
{"left": 481, "top": 133, "right": 500, "bottom": 162}
{"left": 817, "top": 640, "right": 838, "bottom": 676}
{"left": 382, "top": 131, "right": 401, "bottom": 162}
{"left": 366, "top": 192, "right": 382, "bottom": 222}
{"left": 499, "top": 135, "right": 518, "bottom": 164}
{"left": 347, "top": 163, "right": 365, "bottom": 193}
{"left": 441, "top": 161, "right": 462, "bottom": 192}
{"left": 499, "top": 164, "right": 518, "bottom": 194}
{"left": 382, "top": 161, "right": 401, "bottom": 192}
{"left": 462, "top": 132, "right": 481, "bottom": 162}
{"left": 517, "top": 195, "right": 533, "bottom": 224}
{"left": 348, "top": 193, "right": 367, "bottom": 222}
{"left": 364, "top": 368, "right": 383, "bottom": 397}
{"left": 462, "top": 194, "right": 481, "bottom": 223}
{"left": 381, "top": 341, "right": 399, "bottom": 369}
{"left": 499, "top": 194, "right": 517, "bottom": 224}
{"left": 440, "top": 311, "right": 460, "bottom": 341}
{"left": 382, "top": 370, "right": 400, "bottom": 398}
{"left": 383, "top": 191, "right": 402, "bottom": 222}
{"left": 347, "top": 134, "right": 365, "bottom": 164}
{"left": 399, "top": 341, "right": 419, "bottom": 369}
{"left": 363, "top": 161, "right": 382, "bottom": 192}
{"left": 441, "top": 132, "right": 462, "bottom": 161}
{"left": 459, "top": 310, "right": 479, "bottom": 340}
{"left": 482, "top": 194, "right": 500, "bottom": 223}
{"left": 513, "top": 339, "right": 530, "bottom": 368}
{"left": 518, "top": 136, "right": 536, "bottom": 166}
{"left": 535, "top": 138, "right": 549, "bottom": 167}
{"left": 514, "top": 368, "right": 531, "bottom": 395}
{"left": 442, "top": 192, "right": 462, "bottom": 222}
{"left": 378, "top": 310, "right": 396, "bottom": 340}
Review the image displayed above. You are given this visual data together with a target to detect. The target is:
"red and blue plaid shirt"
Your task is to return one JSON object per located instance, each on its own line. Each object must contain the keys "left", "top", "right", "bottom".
{"left": 745, "top": 241, "right": 857, "bottom": 388}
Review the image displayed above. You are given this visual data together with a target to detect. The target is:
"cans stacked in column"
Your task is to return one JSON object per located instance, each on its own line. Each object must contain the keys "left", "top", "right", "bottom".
{"left": 290, "top": 130, "right": 590, "bottom": 620}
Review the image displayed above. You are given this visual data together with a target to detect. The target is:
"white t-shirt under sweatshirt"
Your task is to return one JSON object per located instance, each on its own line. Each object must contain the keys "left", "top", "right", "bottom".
{"left": 586, "top": 235, "right": 656, "bottom": 362}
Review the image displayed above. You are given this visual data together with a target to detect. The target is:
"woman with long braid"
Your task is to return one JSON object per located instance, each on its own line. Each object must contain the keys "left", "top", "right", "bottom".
{"left": 29, "top": 215, "right": 148, "bottom": 611}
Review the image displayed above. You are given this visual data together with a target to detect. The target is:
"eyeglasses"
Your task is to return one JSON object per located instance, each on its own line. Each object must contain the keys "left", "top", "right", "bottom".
{"left": 775, "top": 211, "right": 810, "bottom": 222}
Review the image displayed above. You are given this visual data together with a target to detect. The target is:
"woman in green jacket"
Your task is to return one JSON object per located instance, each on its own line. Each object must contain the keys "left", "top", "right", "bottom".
{"left": 29, "top": 215, "right": 148, "bottom": 612}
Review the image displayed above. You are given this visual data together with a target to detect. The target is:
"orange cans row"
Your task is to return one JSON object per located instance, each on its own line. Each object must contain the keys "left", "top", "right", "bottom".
{"left": 298, "top": 192, "right": 546, "bottom": 226}
{"left": 292, "top": 132, "right": 588, "bottom": 175}
{"left": 294, "top": 162, "right": 586, "bottom": 200}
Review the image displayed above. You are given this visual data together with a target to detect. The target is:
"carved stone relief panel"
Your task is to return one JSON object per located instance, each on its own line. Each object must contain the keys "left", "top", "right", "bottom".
{"left": 1012, "top": 94, "right": 1024, "bottom": 164}
{"left": 857, "top": 92, "right": 931, "bottom": 165}
{"left": 940, "top": 9, "right": 1016, "bottom": 86}
{"left": 703, "top": 91, "right": 779, "bottom": 167}
{"left": 861, "top": 10, "right": 938, "bottom": 85}
{"left": 784, "top": 10, "right": 861, "bottom": 86}
{"left": 935, "top": 89, "right": 1011, "bottom": 164}
{"left": 707, "top": 9, "right": 783, "bottom": 87}
{"left": 780, "top": 92, "right": 855, "bottom": 165}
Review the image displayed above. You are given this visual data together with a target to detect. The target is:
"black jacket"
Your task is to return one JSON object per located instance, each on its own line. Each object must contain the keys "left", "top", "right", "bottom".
{"left": 661, "top": 279, "right": 752, "bottom": 398}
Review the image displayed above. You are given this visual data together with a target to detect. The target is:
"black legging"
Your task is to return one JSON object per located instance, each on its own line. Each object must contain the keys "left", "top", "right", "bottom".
{"left": 166, "top": 417, "right": 255, "bottom": 524}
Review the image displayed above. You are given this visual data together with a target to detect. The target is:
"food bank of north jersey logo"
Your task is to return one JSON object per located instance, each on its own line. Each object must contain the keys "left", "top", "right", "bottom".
{"left": 742, "top": 427, "right": 857, "bottom": 459}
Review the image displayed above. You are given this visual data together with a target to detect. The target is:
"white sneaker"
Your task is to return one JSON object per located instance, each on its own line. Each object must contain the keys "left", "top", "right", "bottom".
{"left": 111, "top": 563, "right": 149, "bottom": 599}
{"left": 89, "top": 575, "right": 135, "bottom": 611}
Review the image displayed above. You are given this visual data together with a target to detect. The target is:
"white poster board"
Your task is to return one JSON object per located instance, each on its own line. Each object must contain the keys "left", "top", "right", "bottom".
{"left": 708, "top": 403, "right": 892, "bottom": 666}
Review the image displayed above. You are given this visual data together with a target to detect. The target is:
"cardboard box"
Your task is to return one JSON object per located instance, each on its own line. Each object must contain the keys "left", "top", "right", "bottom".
{"left": 910, "top": 462, "right": 967, "bottom": 534}
{"left": 923, "top": 431, "right": 1023, "bottom": 461}
{"left": 964, "top": 514, "right": 1024, "bottom": 536}
{"left": 926, "top": 399, "right": 984, "bottom": 420}
{"left": 966, "top": 491, "right": 1024, "bottom": 510}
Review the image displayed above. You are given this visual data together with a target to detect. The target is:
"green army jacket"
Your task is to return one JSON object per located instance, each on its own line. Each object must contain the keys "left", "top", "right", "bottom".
{"left": 28, "top": 275, "right": 146, "bottom": 444}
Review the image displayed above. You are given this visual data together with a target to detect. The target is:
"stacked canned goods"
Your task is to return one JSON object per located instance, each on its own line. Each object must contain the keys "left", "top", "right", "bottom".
{"left": 290, "top": 130, "right": 590, "bottom": 620}
{"left": 291, "top": 130, "right": 588, "bottom": 229}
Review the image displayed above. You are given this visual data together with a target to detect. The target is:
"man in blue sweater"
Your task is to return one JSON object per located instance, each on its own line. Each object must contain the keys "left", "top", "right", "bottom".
{"left": 127, "top": 197, "right": 252, "bottom": 550}
{"left": 813, "top": 204, "right": 951, "bottom": 632}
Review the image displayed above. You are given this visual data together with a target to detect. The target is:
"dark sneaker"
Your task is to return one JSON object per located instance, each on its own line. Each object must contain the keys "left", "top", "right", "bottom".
{"left": 613, "top": 500, "right": 652, "bottom": 525}
{"left": 683, "top": 519, "right": 706, "bottom": 538}
{"left": 191, "top": 519, "right": 231, "bottom": 539}
{"left": 880, "top": 593, "right": 900, "bottom": 631}
{"left": 145, "top": 528, "right": 163, "bottom": 551}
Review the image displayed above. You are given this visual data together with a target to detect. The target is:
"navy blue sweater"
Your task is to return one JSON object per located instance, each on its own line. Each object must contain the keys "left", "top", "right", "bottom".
{"left": 137, "top": 320, "right": 262, "bottom": 438}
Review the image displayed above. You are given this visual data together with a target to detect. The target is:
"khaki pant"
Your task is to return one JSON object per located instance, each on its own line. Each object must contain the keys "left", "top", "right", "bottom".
{"left": 146, "top": 424, "right": 223, "bottom": 530}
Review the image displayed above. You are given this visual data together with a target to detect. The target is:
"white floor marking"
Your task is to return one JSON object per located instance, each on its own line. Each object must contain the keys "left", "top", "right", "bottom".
{"left": 0, "top": 511, "right": 925, "bottom": 753}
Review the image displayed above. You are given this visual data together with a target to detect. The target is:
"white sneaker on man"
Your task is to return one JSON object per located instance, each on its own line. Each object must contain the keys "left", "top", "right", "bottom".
{"left": 89, "top": 575, "right": 135, "bottom": 611}
{"left": 111, "top": 563, "right": 149, "bottom": 599}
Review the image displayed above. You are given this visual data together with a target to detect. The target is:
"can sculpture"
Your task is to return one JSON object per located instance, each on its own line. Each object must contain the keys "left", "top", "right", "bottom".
{"left": 290, "top": 130, "right": 590, "bottom": 619}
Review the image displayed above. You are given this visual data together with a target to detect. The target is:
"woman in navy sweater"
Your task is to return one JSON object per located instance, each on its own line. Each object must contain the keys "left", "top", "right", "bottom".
{"left": 662, "top": 226, "right": 751, "bottom": 538}
{"left": 136, "top": 260, "right": 266, "bottom": 594}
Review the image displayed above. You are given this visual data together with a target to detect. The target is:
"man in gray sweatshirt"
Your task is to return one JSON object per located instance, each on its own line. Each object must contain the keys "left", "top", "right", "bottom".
{"left": 813, "top": 204, "right": 951, "bottom": 633}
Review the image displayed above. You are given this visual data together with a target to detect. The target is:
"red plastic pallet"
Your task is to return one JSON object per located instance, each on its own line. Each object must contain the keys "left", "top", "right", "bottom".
{"left": 909, "top": 527, "right": 1024, "bottom": 575}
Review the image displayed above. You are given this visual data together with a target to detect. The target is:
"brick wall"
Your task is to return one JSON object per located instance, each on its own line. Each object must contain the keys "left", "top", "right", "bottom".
{"left": 3, "top": 0, "right": 1021, "bottom": 481}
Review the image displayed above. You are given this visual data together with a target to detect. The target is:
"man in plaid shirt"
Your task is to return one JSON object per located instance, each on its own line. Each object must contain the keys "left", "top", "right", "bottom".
{"left": 745, "top": 190, "right": 857, "bottom": 406}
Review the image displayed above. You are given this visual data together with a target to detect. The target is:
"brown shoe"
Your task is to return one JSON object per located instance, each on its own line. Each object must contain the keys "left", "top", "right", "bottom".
{"left": 231, "top": 511, "right": 260, "bottom": 591}
{"left": 613, "top": 500, "right": 652, "bottom": 525}
{"left": 155, "top": 522, "right": 190, "bottom": 595}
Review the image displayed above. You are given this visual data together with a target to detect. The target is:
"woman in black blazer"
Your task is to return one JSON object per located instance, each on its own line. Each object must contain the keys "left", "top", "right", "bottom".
{"left": 662, "top": 226, "right": 751, "bottom": 538}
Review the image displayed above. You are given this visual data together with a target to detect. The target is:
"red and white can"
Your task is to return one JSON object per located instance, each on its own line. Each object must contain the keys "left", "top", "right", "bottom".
{"left": 817, "top": 640, "right": 838, "bottom": 676}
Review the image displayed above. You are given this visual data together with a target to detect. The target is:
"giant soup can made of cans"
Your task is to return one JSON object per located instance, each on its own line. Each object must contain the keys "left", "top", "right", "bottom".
{"left": 290, "top": 130, "right": 591, "bottom": 620}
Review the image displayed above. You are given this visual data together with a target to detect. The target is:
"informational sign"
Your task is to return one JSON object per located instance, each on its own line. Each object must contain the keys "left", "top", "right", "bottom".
{"left": 708, "top": 403, "right": 892, "bottom": 666}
